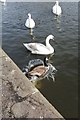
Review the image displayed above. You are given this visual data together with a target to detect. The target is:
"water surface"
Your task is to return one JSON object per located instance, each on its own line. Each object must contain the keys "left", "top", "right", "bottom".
{"left": 2, "top": 2, "right": 78, "bottom": 118}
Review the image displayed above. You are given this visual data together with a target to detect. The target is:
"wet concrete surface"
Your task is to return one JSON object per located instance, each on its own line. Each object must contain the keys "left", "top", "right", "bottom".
{"left": 0, "top": 48, "right": 64, "bottom": 119}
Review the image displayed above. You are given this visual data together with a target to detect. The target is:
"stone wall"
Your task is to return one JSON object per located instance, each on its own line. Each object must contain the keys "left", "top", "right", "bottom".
{"left": 0, "top": 48, "right": 64, "bottom": 119}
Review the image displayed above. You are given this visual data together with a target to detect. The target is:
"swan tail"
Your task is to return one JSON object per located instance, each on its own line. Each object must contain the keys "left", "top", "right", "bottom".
{"left": 23, "top": 43, "right": 32, "bottom": 52}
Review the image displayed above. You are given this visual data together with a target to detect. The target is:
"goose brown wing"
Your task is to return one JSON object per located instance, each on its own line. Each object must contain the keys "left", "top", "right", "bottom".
{"left": 28, "top": 66, "right": 48, "bottom": 77}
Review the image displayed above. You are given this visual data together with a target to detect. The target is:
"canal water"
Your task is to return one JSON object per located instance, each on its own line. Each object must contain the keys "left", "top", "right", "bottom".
{"left": 2, "top": 2, "right": 78, "bottom": 118}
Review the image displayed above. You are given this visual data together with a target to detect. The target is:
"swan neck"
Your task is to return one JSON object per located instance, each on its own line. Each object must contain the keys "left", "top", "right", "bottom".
{"left": 46, "top": 37, "right": 50, "bottom": 46}
{"left": 29, "top": 16, "right": 31, "bottom": 19}
{"left": 56, "top": 1, "right": 59, "bottom": 6}
{"left": 46, "top": 37, "right": 53, "bottom": 51}
{"left": 28, "top": 14, "right": 31, "bottom": 19}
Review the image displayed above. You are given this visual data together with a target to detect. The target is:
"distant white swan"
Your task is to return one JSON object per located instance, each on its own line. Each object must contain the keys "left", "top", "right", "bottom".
{"left": 0, "top": 0, "right": 6, "bottom": 2}
{"left": 25, "top": 13, "right": 35, "bottom": 29}
{"left": 23, "top": 35, "right": 54, "bottom": 55}
{"left": 52, "top": 1, "right": 62, "bottom": 16}
{"left": 0, "top": 0, "right": 6, "bottom": 5}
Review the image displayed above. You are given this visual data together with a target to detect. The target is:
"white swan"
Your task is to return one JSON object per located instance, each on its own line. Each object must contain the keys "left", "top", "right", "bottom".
{"left": 25, "top": 13, "right": 35, "bottom": 29}
{"left": 0, "top": 0, "right": 6, "bottom": 2}
{"left": 52, "top": 1, "right": 62, "bottom": 16}
{"left": 23, "top": 35, "right": 54, "bottom": 55}
{"left": 0, "top": 0, "right": 6, "bottom": 5}
{"left": 22, "top": 57, "right": 57, "bottom": 81}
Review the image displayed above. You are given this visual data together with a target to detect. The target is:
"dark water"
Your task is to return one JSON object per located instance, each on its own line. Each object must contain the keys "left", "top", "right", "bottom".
{"left": 2, "top": 2, "right": 78, "bottom": 118}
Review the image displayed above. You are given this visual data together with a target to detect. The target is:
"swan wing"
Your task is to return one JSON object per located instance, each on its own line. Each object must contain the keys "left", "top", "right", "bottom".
{"left": 53, "top": 5, "right": 62, "bottom": 15}
{"left": 29, "top": 19, "right": 35, "bottom": 28}
{"left": 25, "top": 19, "right": 35, "bottom": 28}
{"left": 25, "top": 19, "right": 29, "bottom": 28}
{"left": 23, "top": 43, "right": 50, "bottom": 54}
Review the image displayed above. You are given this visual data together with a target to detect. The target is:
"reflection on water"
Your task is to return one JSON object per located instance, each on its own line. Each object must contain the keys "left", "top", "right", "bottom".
{"left": 48, "top": 53, "right": 54, "bottom": 60}
{"left": 34, "top": 80, "right": 43, "bottom": 89}
{"left": 29, "top": 28, "right": 33, "bottom": 36}
{"left": 2, "top": 2, "right": 78, "bottom": 118}
{"left": 29, "top": 28, "right": 36, "bottom": 40}
{"left": 54, "top": 15, "right": 62, "bottom": 31}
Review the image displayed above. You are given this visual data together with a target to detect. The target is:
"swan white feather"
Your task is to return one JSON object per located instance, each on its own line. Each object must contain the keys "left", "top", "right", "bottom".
{"left": 0, "top": 0, "right": 6, "bottom": 5}
{"left": 52, "top": 1, "right": 62, "bottom": 16}
{"left": 25, "top": 13, "right": 35, "bottom": 29}
{"left": 23, "top": 35, "right": 54, "bottom": 55}
{"left": 0, "top": 0, "right": 6, "bottom": 2}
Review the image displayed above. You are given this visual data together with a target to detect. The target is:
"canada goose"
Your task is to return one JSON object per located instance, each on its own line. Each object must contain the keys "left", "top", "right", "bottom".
{"left": 23, "top": 35, "right": 54, "bottom": 55}
{"left": 22, "top": 57, "right": 57, "bottom": 81}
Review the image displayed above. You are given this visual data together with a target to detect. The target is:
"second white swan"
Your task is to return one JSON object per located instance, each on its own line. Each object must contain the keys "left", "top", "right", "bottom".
{"left": 23, "top": 35, "right": 54, "bottom": 55}
{"left": 52, "top": 1, "right": 62, "bottom": 16}
{"left": 25, "top": 13, "right": 35, "bottom": 29}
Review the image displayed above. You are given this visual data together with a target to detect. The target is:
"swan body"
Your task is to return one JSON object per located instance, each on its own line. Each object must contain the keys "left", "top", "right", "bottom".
{"left": 22, "top": 57, "right": 57, "bottom": 81}
{"left": 0, "top": 0, "right": 6, "bottom": 5}
{"left": 23, "top": 35, "right": 54, "bottom": 55}
{"left": 25, "top": 13, "right": 35, "bottom": 29}
{"left": 52, "top": 1, "right": 62, "bottom": 16}
{"left": 0, "top": 0, "right": 6, "bottom": 2}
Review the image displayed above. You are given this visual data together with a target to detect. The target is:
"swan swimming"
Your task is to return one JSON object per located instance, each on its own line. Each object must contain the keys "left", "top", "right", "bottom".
{"left": 22, "top": 57, "right": 57, "bottom": 81}
{"left": 52, "top": 1, "right": 62, "bottom": 16}
{"left": 25, "top": 13, "right": 35, "bottom": 29}
{"left": 0, "top": 0, "right": 6, "bottom": 5}
{"left": 23, "top": 35, "right": 54, "bottom": 55}
{"left": 0, "top": 0, "right": 6, "bottom": 2}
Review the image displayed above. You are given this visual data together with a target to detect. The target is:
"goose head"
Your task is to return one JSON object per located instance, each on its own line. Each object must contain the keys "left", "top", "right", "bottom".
{"left": 28, "top": 13, "right": 31, "bottom": 18}
{"left": 22, "top": 66, "right": 29, "bottom": 75}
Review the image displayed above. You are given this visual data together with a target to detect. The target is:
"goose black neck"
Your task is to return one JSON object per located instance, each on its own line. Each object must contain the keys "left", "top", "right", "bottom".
{"left": 44, "top": 57, "right": 48, "bottom": 67}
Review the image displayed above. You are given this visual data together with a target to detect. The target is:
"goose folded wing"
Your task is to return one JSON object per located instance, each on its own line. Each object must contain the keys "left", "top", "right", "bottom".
{"left": 28, "top": 66, "right": 48, "bottom": 77}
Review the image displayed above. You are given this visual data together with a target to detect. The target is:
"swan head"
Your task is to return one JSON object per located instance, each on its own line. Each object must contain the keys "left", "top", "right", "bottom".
{"left": 46, "top": 35, "right": 54, "bottom": 41}
{"left": 56, "top": 1, "right": 59, "bottom": 5}
{"left": 28, "top": 13, "right": 31, "bottom": 18}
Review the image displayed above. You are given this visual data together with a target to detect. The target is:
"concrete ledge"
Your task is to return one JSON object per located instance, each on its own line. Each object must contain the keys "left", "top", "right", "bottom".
{"left": 0, "top": 48, "right": 64, "bottom": 119}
